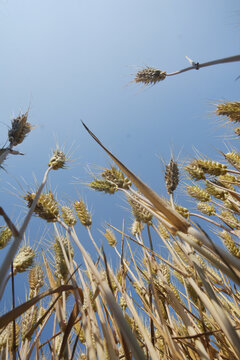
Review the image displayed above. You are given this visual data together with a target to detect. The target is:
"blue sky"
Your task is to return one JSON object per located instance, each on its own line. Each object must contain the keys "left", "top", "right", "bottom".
{"left": 1, "top": 0, "right": 240, "bottom": 305}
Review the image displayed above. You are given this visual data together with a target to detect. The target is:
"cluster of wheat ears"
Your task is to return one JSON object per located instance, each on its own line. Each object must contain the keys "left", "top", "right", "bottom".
{"left": 0, "top": 57, "right": 240, "bottom": 360}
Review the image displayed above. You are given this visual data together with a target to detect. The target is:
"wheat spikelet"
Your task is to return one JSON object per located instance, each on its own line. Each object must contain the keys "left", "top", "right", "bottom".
{"left": 29, "top": 265, "right": 44, "bottom": 297}
{"left": 24, "top": 191, "right": 59, "bottom": 222}
{"left": 185, "top": 161, "right": 206, "bottom": 181}
{"left": 119, "top": 296, "right": 127, "bottom": 311}
{"left": 101, "top": 166, "right": 131, "bottom": 189}
{"left": 21, "top": 306, "right": 38, "bottom": 340}
{"left": 158, "top": 222, "right": 170, "bottom": 239}
{"left": 74, "top": 200, "right": 92, "bottom": 227}
{"left": 234, "top": 127, "right": 240, "bottom": 136}
{"left": 128, "top": 194, "right": 153, "bottom": 224}
{"left": 89, "top": 178, "right": 117, "bottom": 194}
{"left": 104, "top": 228, "right": 117, "bottom": 246}
{"left": 174, "top": 204, "right": 189, "bottom": 218}
{"left": 216, "top": 101, "right": 240, "bottom": 123}
{"left": 54, "top": 334, "right": 63, "bottom": 356}
{"left": 205, "top": 182, "right": 227, "bottom": 200}
{"left": 224, "top": 194, "right": 240, "bottom": 212}
{"left": 220, "top": 231, "right": 240, "bottom": 257}
{"left": 197, "top": 202, "right": 216, "bottom": 216}
{"left": 134, "top": 67, "right": 166, "bottom": 85}
{"left": 218, "top": 174, "right": 238, "bottom": 190}
{"left": 131, "top": 220, "right": 143, "bottom": 236}
{"left": 220, "top": 210, "right": 240, "bottom": 229}
{"left": 186, "top": 185, "right": 210, "bottom": 202}
{"left": 48, "top": 148, "right": 67, "bottom": 170}
{"left": 0, "top": 323, "right": 20, "bottom": 351}
{"left": 8, "top": 112, "right": 32, "bottom": 146}
{"left": 193, "top": 159, "right": 227, "bottom": 176}
{"left": 165, "top": 159, "right": 179, "bottom": 194}
{"left": 13, "top": 245, "right": 35, "bottom": 273}
{"left": 223, "top": 151, "right": 240, "bottom": 171}
{"left": 54, "top": 236, "right": 74, "bottom": 281}
{"left": 74, "top": 322, "right": 86, "bottom": 344}
{"left": 61, "top": 206, "right": 77, "bottom": 226}
{"left": 0, "top": 226, "right": 12, "bottom": 249}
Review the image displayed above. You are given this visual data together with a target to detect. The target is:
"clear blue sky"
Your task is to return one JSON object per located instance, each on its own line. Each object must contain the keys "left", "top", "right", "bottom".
{"left": 0, "top": 0, "right": 240, "bottom": 305}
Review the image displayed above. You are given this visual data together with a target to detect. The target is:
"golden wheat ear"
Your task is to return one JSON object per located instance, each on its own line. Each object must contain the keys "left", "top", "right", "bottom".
{"left": 81, "top": 121, "right": 189, "bottom": 233}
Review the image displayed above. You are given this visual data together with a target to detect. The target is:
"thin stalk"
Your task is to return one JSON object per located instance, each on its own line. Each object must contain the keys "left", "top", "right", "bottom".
{"left": 166, "top": 55, "right": 240, "bottom": 77}
{"left": 170, "top": 193, "right": 175, "bottom": 209}
{"left": 11, "top": 263, "right": 16, "bottom": 360}
{"left": 146, "top": 225, "right": 155, "bottom": 346}
{"left": 189, "top": 212, "right": 231, "bottom": 231}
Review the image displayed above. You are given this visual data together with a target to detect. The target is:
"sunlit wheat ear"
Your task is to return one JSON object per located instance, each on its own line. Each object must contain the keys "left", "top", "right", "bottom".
{"left": 165, "top": 159, "right": 179, "bottom": 194}
{"left": 21, "top": 306, "right": 38, "bottom": 340}
{"left": 220, "top": 210, "right": 240, "bottom": 230}
{"left": 28, "top": 264, "right": 44, "bottom": 298}
{"left": 8, "top": 112, "right": 32, "bottom": 146}
{"left": 13, "top": 245, "right": 35, "bottom": 274}
{"left": 224, "top": 194, "right": 240, "bottom": 212}
{"left": 216, "top": 101, "right": 240, "bottom": 123}
{"left": 119, "top": 296, "right": 127, "bottom": 311}
{"left": 197, "top": 202, "right": 216, "bottom": 216}
{"left": 131, "top": 220, "right": 143, "bottom": 236}
{"left": 128, "top": 194, "right": 153, "bottom": 224}
{"left": 234, "top": 127, "right": 240, "bottom": 136}
{"left": 54, "top": 235, "right": 74, "bottom": 281}
{"left": 186, "top": 185, "right": 211, "bottom": 202}
{"left": 79, "top": 354, "right": 87, "bottom": 360}
{"left": 48, "top": 148, "right": 67, "bottom": 170}
{"left": 199, "top": 159, "right": 227, "bottom": 176}
{"left": 74, "top": 200, "right": 92, "bottom": 227}
{"left": 0, "top": 322, "right": 20, "bottom": 351}
{"left": 124, "top": 314, "right": 143, "bottom": 343}
{"left": 89, "top": 178, "right": 117, "bottom": 194}
{"left": 173, "top": 243, "right": 192, "bottom": 270}
{"left": 218, "top": 174, "right": 238, "bottom": 190}
{"left": 36, "top": 305, "right": 46, "bottom": 325}
{"left": 0, "top": 226, "right": 12, "bottom": 249}
{"left": 74, "top": 320, "right": 85, "bottom": 343}
{"left": 24, "top": 191, "right": 59, "bottom": 222}
{"left": 185, "top": 160, "right": 205, "bottom": 181}
{"left": 101, "top": 166, "right": 131, "bottom": 189}
{"left": 222, "top": 151, "right": 240, "bottom": 171}
{"left": 134, "top": 67, "right": 166, "bottom": 85}
{"left": 174, "top": 204, "right": 190, "bottom": 219}
{"left": 205, "top": 182, "right": 227, "bottom": 200}
{"left": 54, "top": 334, "right": 63, "bottom": 357}
{"left": 104, "top": 228, "right": 117, "bottom": 247}
{"left": 61, "top": 205, "right": 77, "bottom": 226}
{"left": 158, "top": 221, "right": 170, "bottom": 239}
{"left": 186, "top": 159, "right": 227, "bottom": 180}
{"left": 220, "top": 231, "right": 240, "bottom": 258}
